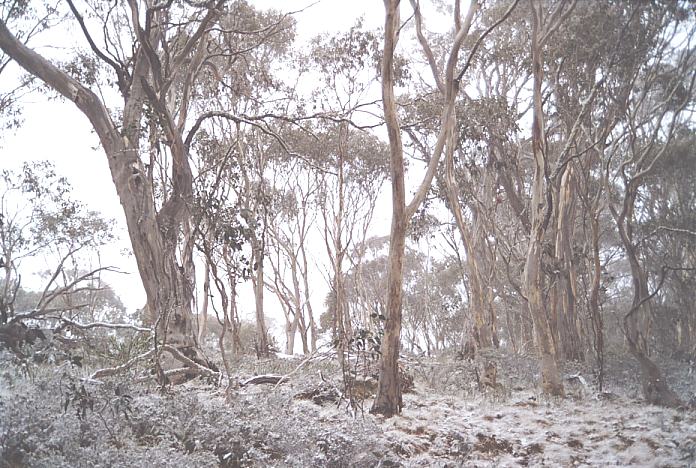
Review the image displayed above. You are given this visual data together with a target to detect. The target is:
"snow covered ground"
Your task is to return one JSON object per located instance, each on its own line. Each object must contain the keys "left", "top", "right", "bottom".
{"left": 1, "top": 350, "right": 695, "bottom": 467}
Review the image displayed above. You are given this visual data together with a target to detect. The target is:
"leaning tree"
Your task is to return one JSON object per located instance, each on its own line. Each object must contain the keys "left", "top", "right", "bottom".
{"left": 0, "top": 1, "right": 293, "bottom": 378}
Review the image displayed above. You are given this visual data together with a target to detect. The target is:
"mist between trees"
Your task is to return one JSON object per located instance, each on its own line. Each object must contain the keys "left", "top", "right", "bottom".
{"left": 0, "top": 0, "right": 694, "bottom": 420}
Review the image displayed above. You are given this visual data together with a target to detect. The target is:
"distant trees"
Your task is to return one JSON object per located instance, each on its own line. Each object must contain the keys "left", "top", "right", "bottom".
{"left": 341, "top": 236, "right": 465, "bottom": 355}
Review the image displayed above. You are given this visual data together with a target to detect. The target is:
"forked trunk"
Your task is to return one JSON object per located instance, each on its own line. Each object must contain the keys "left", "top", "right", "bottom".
{"left": 618, "top": 210, "right": 681, "bottom": 407}
{"left": 372, "top": 0, "right": 479, "bottom": 416}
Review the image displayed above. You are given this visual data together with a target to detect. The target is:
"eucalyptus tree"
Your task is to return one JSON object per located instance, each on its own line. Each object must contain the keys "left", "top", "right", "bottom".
{"left": 184, "top": 3, "right": 297, "bottom": 359}
{"left": 523, "top": 0, "right": 695, "bottom": 401}
{"left": 531, "top": 0, "right": 661, "bottom": 383}
{"left": 602, "top": 6, "right": 695, "bottom": 405}
{"left": 637, "top": 130, "right": 696, "bottom": 358}
{"left": 189, "top": 130, "right": 251, "bottom": 372}
{"left": 526, "top": 0, "right": 696, "bottom": 403}
{"left": 374, "top": 0, "right": 520, "bottom": 416}
{"left": 0, "top": 1, "right": 293, "bottom": 376}
{"left": 0, "top": 0, "right": 56, "bottom": 131}
{"left": 265, "top": 154, "right": 320, "bottom": 354}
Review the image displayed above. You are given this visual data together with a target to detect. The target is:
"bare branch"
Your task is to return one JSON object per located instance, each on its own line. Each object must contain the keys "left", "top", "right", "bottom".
{"left": 240, "top": 374, "right": 284, "bottom": 387}
{"left": 405, "top": 0, "right": 479, "bottom": 220}
{"left": 646, "top": 226, "right": 696, "bottom": 238}
{"left": 456, "top": 0, "right": 521, "bottom": 82}
{"left": 65, "top": 0, "right": 128, "bottom": 93}
{"left": 36, "top": 246, "right": 84, "bottom": 309}
{"left": 539, "top": 0, "right": 577, "bottom": 45}
{"left": 12, "top": 304, "right": 90, "bottom": 322}
{"left": 623, "top": 266, "right": 694, "bottom": 324}
{"left": 185, "top": 111, "right": 338, "bottom": 176}
{"left": 48, "top": 317, "right": 152, "bottom": 333}
{"left": 90, "top": 348, "right": 156, "bottom": 380}
{"left": 161, "top": 344, "right": 219, "bottom": 379}
{"left": 39, "top": 266, "right": 120, "bottom": 314}
{"left": 409, "top": 0, "right": 445, "bottom": 93}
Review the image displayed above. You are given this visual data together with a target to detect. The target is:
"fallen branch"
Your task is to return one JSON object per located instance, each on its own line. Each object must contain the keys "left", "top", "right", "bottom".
{"left": 240, "top": 374, "right": 285, "bottom": 387}
{"left": 11, "top": 304, "right": 90, "bottom": 323}
{"left": 271, "top": 350, "right": 324, "bottom": 390}
{"left": 162, "top": 367, "right": 205, "bottom": 379}
{"left": 90, "top": 348, "right": 156, "bottom": 380}
{"left": 160, "top": 344, "right": 219, "bottom": 379}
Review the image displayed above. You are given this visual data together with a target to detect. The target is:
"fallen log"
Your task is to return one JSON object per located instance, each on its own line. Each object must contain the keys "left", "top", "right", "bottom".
{"left": 240, "top": 374, "right": 286, "bottom": 387}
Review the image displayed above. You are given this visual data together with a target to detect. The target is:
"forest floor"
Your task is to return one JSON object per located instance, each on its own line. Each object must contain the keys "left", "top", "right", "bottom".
{"left": 1, "top": 346, "right": 695, "bottom": 467}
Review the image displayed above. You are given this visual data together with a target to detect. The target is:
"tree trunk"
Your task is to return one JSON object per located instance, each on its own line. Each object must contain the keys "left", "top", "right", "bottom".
{"left": 443, "top": 163, "right": 495, "bottom": 350}
{"left": 614, "top": 194, "right": 681, "bottom": 407}
{"left": 229, "top": 279, "right": 242, "bottom": 357}
{"left": 198, "top": 262, "right": 211, "bottom": 345}
{"left": 372, "top": 0, "right": 478, "bottom": 416}
{"left": 297, "top": 313, "right": 310, "bottom": 355}
{"left": 285, "top": 314, "right": 298, "bottom": 355}
{"left": 371, "top": 0, "right": 407, "bottom": 418}
{"left": 300, "top": 244, "right": 318, "bottom": 353}
{"left": 588, "top": 208, "right": 605, "bottom": 390}
{"left": 525, "top": 242, "right": 564, "bottom": 395}
{"left": 525, "top": 0, "right": 564, "bottom": 396}
{"left": 252, "top": 246, "right": 270, "bottom": 357}
{"left": 331, "top": 122, "right": 351, "bottom": 348}
{"left": 553, "top": 165, "right": 584, "bottom": 361}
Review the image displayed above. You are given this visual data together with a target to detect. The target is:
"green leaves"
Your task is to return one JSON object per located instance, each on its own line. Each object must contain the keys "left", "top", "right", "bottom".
{"left": 2, "top": 161, "right": 114, "bottom": 254}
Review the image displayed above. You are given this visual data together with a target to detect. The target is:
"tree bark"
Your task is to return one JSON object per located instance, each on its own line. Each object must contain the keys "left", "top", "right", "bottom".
{"left": 588, "top": 203, "right": 605, "bottom": 390}
{"left": 371, "top": 0, "right": 407, "bottom": 418}
{"left": 198, "top": 261, "right": 211, "bottom": 346}
{"left": 613, "top": 187, "right": 681, "bottom": 407}
{"left": 524, "top": 0, "right": 564, "bottom": 396}
{"left": 553, "top": 165, "right": 584, "bottom": 361}
{"left": 252, "top": 246, "right": 270, "bottom": 357}
{"left": 443, "top": 155, "right": 496, "bottom": 350}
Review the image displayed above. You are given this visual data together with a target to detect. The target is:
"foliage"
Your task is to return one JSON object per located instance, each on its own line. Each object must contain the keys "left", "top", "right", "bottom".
{"left": 0, "top": 161, "right": 114, "bottom": 326}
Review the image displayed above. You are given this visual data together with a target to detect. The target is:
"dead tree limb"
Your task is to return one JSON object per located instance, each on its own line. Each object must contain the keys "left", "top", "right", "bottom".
{"left": 240, "top": 374, "right": 285, "bottom": 387}
{"left": 160, "top": 344, "right": 219, "bottom": 379}
{"left": 48, "top": 316, "right": 152, "bottom": 333}
{"left": 90, "top": 349, "right": 156, "bottom": 380}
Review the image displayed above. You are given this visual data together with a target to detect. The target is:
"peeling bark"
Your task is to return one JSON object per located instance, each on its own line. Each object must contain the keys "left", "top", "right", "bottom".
{"left": 524, "top": 0, "right": 564, "bottom": 396}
